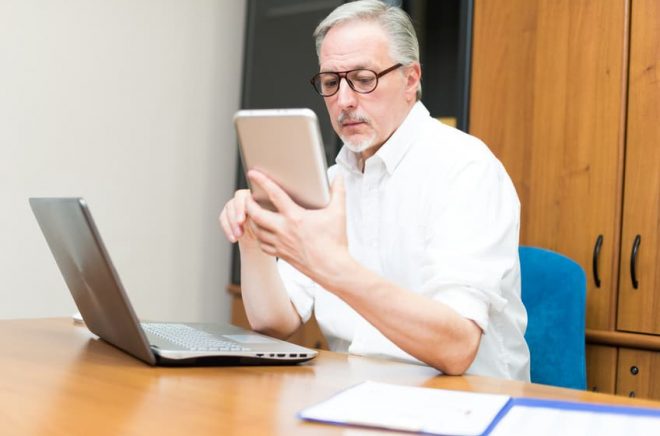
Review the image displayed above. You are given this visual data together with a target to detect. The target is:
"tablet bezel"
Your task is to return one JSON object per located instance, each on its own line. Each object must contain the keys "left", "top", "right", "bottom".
{"left": 234, "top": 108, "right": 331, "bottom": 211}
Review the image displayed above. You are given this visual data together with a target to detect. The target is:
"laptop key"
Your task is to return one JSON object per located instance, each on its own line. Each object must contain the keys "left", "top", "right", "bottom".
{"left": 142, "top": 323, "right": 252, "bottom": 352}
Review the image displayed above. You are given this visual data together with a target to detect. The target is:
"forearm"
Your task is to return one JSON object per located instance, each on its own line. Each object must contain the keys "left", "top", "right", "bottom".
{"left": 320, "top": 257, "right": 481, "bottom": 374}
{"left": 239, "top": 244, "right": 301, "bottom": 339}
{"left": 238, "top": 172, "right": 480, "bottom": 372}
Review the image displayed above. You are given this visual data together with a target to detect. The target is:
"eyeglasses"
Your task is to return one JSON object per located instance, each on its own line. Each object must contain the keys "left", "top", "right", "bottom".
{"left": 310, "top": 63, "right": 403, "bottom": 97}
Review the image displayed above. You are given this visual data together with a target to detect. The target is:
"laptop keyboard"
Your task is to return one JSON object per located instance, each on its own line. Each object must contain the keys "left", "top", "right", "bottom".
{"left": 142, "top": 323, "right": 251, "bottom": 352}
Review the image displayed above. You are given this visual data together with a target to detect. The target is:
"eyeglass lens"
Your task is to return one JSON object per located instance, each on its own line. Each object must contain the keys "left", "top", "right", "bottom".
{"left": 314, "top": 70, "right": 378, "bottom": 96}
{"left": 311, "top": 64, "right": 403, "bottom": 97}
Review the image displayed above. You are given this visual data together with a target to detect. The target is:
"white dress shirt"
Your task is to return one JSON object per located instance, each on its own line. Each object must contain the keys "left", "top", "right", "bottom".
{"left": 278, "top": 102, "right": 530, "bottom": 381}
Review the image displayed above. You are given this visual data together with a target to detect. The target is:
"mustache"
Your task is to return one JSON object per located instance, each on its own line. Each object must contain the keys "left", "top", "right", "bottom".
{"left": 337, "top": 111, "right": 370, "bottom": 125}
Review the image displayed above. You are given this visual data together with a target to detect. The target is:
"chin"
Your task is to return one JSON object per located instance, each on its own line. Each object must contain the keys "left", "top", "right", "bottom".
{"left": 342, "top": 136, "right": 377, "bottom": 154}
{"left": 339, "top": 125, "right": 377, "bottom": 153}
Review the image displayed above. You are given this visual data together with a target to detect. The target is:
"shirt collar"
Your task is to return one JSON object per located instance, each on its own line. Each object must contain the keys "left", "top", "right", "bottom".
{"left": 336, "top": 101, "right": 429, "bottom": 175}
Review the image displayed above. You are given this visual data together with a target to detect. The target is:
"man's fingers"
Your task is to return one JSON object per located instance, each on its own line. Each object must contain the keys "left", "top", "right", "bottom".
{"left": 248, "top": 170, "right": 298, "bottom": 214}
{"left": 329, "top": 175, "right": 346, "bottom": 211}
{"left": 330, "top": 175, "right": 345, "bottom": 200}
{"left": 250, "top": 222, "right": 278, "bottom": 247}
{"left": 245, "top": 194, "right": 281, "bottom": 232}
{"left": 233, "top": 189, "right": 251, "bottom": 222}
{"left": 258, "top": 242, "right": 277, "bottom": 257}
{"left": 245, "top": 218, "right": 279, "bottom": 256}
{"left": 219, "top": 208, "right": 236, "bottom": 243}
{"left": 219, "top": 189, "right": 255, "bottom": 243}
{"left": 224, "top": 200, "right": 241, "bottom": 237}
{"left": 221, "top": 199, "right": 245, "bottom": 242}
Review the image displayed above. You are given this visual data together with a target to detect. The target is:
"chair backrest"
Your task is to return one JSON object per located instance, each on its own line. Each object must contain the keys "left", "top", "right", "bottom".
{"left": 519, "top": 246, "right": 587, "bottom": 390}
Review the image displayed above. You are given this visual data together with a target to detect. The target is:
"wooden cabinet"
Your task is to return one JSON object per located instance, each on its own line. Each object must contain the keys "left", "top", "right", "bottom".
{"left": 470, "top": 0, "right": 627, "bottom": 331}
{"left": 616, "top": 0, "right": 660, "bottom": 335}
{"left": 617, "top": 348, "right": 660, "bottom": 399}
{"left": 586, "top": 345, "right": 618, "bottom": 394}
{"left": 470, "top": 0, "right": 660, "bottom": 399}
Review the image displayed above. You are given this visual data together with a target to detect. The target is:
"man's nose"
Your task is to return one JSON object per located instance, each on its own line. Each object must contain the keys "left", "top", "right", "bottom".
{"left": 336, "top": 77, "right": 358, "bottom": 109}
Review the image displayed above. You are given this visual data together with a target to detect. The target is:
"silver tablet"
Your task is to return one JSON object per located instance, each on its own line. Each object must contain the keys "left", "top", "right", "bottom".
{"left": 234, "top": 108, "right": 331, "bottom": 210}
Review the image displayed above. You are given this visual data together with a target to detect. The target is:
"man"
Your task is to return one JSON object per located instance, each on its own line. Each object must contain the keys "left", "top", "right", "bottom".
{"left": 220, "top": 0, "right": 530, "bottom": 380}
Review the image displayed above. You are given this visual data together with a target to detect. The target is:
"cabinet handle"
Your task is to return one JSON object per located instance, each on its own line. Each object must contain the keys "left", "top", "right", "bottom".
{"left": 592, "top": 234, "right": 603, "bottom": 288}
{"left": 630, "top": 235, "right": 641, "bottom": 289}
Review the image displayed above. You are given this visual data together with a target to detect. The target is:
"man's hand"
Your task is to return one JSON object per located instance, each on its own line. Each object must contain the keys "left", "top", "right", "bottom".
{"left": 244, "top": 170, "right": 350, "bottom": 286}
{"left": 224, "top": 171, "right": 481, "bottom": 374}
{"left": 218, "top": 189, "right": 261, "bottom": 250}
{"left": 218, "top": 185, "right": 303, "bottom": 339}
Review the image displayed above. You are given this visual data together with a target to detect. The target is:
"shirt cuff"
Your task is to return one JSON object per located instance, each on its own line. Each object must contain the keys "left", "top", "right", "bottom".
{"left": 277, "top": 259, "right": 314, "bottom": 323}
{"left": 431, "top": 286, "right": 491, "bottom": 332}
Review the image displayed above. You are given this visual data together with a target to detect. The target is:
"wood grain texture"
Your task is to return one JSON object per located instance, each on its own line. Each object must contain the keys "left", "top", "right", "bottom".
{"left": 617, "top": 348, "right": 660, "bottom": 400}
{"left": 616, "top": 0, "right": 660, "bottom": 334}
{"left": 1, "top": 318, "right": 658, "bottom": 435}
{"left": 586, "top": 344, "right": 618, "bottom": 394}
{"left": 587, "top": 329, "right": 660, "bottom": 351}
{"left": 470, "top": 0, "right": 628, "bottom": 330}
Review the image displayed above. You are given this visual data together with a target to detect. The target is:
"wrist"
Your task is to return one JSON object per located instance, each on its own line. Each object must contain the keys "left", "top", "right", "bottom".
{"left": 238, "top": 239, "right": 266, "bottom": 256}
{"left": 315, "top": 251, "right": 363, "bottom": 294}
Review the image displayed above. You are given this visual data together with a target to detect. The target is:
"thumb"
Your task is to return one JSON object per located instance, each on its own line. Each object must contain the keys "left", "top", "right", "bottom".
{"left": 329, "top": 175, "right": 346, "bottom": 209}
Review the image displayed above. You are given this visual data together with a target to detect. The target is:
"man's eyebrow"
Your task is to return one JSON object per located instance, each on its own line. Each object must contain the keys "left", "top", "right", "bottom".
{"left": 319, "top": 64, "right": 372, "bottom": 73}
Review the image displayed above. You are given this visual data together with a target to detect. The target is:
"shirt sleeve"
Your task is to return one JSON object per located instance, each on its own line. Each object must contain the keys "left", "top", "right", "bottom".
{"left": 276, "top": 258, "right": 316, "bottom": 323}
{"left": 420, "top": 155, "right": 520, "bottom": 333}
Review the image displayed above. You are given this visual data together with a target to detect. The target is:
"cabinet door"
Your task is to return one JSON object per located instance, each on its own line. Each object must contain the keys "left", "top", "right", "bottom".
{"left": 586, "top": 345, "right": 618, "bottom": 394}
{"left": 616, "top": 0, "right": 660, "bottom": 335}
{"left": 616, "top": 348, "right": 660, "bottom": 400}
{"left": 470, "top": 0, "right": 628, "bottom": 330}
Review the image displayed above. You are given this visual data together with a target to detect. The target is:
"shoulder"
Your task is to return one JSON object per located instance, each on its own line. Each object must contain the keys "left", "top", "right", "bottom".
{"left": 410, "top": 117, "right": 505, "bottom": 177}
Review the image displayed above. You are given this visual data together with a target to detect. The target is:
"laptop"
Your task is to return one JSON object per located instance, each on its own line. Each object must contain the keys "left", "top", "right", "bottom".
{"left": 29, "top": 197, "right": 318, "bottom": 366}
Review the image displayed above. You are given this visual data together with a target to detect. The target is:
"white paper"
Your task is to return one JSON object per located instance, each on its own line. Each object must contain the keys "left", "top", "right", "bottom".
{"left": 489, "top": 404, "right": 660, "bottom": 436}
{"left": 299, "top": 381, "right": 510, "bottom": 436}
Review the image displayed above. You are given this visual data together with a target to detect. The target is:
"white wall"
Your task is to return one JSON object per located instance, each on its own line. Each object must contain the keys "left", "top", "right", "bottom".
{"left": 0, "top": 0, "right": 246, "bottom": 322}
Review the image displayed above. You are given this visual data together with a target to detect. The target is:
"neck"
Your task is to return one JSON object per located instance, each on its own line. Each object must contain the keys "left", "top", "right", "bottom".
{"left": 357, "top": 145, "right": 380, "bottom": 172}
{"left": 355, "top": 100, "right": 418, "bottom": 172}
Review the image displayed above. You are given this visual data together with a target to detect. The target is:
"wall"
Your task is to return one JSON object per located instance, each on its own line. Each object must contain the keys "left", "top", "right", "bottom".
{"left": 0, "top": 0, "right": 246, "bottom": 322}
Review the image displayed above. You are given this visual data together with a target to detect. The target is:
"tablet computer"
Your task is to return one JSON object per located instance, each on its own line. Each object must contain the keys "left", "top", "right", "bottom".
{"left": 234, "top": 108, "right": 331, "bottom": 211}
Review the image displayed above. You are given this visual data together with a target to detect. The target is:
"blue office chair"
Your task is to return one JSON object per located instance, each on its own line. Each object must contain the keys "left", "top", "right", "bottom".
{"left": 519, "top": 246, "right": 587, "bottom": 390}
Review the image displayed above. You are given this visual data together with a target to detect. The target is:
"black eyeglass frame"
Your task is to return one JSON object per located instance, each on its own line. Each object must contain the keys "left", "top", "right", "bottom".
{"left": 309, "top": 63, "right": 404, "bottom": 97}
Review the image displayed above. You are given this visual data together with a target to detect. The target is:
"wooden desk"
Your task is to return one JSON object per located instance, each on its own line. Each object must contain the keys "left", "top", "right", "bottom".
{"left": 1, "top": 318, "right": 658, "bottom": 435}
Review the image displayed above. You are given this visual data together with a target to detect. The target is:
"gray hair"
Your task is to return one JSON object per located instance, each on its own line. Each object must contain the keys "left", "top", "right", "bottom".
{"left": 314, "top": 0, "right": 421, "bottom": 100}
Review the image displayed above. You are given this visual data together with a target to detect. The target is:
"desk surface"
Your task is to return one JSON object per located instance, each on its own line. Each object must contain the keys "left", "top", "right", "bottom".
{"left": 1, "top": 318, "right": 658, "bottom": 435}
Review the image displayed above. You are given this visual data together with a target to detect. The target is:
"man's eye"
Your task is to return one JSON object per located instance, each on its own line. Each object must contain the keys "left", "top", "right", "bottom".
{"left": 322, "top": 78, "right": 338, "bottom": 88}
{"left": 352, "top": 73, "right": 375, "bottom": 85}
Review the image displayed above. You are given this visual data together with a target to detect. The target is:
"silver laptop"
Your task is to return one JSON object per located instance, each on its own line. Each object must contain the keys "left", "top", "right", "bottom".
{"left": 29, "top": 197, "right": 317, "bottom": 366}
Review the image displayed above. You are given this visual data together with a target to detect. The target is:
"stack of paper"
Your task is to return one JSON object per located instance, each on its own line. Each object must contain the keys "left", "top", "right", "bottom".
{"left": 299, "top": 381, "right": 510, "bottom": 436}
{"left": 299, "top": 381, "right": 660, "bottom": 435}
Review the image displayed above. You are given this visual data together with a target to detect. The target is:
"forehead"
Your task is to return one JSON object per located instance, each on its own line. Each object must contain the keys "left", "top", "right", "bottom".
{"left": 319, "top": 20, "right": 391, "bottom": 71}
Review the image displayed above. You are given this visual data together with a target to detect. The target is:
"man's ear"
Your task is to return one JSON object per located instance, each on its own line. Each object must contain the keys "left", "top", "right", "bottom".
{"left": 404, "top": 62, "right": 421, "bottom": 102}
